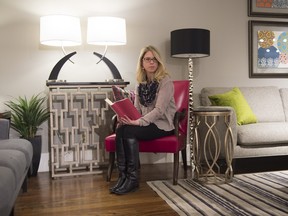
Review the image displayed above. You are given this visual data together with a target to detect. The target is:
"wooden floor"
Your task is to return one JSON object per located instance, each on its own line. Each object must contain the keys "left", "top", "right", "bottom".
{"left": 15, "top": 163, "right": 192, "bottom": 216}
{"left": 15, "top": 156, "right": 288, "bottom": 216}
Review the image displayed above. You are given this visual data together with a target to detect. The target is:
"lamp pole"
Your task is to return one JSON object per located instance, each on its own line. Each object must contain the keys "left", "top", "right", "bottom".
{"left": 188, "top": 57, "right": 195, "bottom": 171}
{"left": 170, "top": 28, "right": 210, "bottom": 175}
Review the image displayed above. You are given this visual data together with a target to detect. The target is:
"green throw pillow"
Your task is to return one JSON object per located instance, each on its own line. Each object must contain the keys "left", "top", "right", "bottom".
{"left": 208, "top": 87, "right": 257, "bottom": 125}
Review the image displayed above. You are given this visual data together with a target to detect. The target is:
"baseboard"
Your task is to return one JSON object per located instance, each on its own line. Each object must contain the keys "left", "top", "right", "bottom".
{"left": 38, "top": 147, "right": 192, "bottom": 172}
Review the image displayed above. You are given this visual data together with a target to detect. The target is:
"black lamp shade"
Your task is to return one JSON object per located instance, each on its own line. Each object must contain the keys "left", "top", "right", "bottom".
{"left": 171, "top": 28, "right": 210, "bottom": 58}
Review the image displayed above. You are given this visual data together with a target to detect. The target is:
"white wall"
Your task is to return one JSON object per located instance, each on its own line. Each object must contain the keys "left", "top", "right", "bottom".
{"left": 1, "top": 0, "right": 288, "bottom": 171}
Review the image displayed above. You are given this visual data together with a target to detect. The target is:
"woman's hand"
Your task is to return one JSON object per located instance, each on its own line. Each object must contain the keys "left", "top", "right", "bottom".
{"left": 120, "top": 115, "right": 140, "bottom": 126}
{"left": 115, "top": 115, "right": 123, "bottom": 129}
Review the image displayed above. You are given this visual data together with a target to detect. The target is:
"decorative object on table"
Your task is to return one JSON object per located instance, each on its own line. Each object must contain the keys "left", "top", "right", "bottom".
{"left": 147, "top": 170, "right": 288, "bottom": 216}
{"left": 170, "top": 28, "right": 210, "bottom": 169}
{"left": 249, "top": 20, "right": 288, "bottom": 78}
{"left": 40, "top": 15, "right": 82, "bottom": 82}
{"left": 248, "top": 0, "right": 288, "bottom": 18}
{"left": 87, "top": 16, "right": 127, "bottom": 82}
{"left": 5, "top": 94, "right": 50, "bottom": 176}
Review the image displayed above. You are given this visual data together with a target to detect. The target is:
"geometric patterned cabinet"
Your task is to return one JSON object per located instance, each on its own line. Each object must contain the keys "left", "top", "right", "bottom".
{"left": 47, "top": 82, "right": 129, "bottom": 178}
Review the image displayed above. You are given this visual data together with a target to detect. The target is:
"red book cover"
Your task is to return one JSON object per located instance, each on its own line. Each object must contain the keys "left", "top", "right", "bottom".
{"left": 105, "top": 98, "right": 141, "bottom": 120}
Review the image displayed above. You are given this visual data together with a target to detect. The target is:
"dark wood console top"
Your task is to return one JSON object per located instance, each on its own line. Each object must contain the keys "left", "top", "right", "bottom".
{"left": 46, "top": 81, "right": 130, "bottom": 87}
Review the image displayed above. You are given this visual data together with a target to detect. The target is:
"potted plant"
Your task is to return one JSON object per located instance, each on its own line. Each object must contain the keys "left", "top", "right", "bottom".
{"left": 5, "top": 94, "right": 50, "bottom": 176}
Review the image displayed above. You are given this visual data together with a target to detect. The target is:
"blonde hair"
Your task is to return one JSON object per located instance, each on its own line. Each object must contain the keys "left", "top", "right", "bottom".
{"left": 136, "top": 45, "right": 169, "bottom": 83}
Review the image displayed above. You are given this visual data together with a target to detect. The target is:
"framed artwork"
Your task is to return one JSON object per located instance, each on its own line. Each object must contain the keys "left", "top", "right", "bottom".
{"left": 249, "top": 20, "right": 288, "bottom": 78}
{"left": 248, "top": 0, "right": 288, "bottom": 18}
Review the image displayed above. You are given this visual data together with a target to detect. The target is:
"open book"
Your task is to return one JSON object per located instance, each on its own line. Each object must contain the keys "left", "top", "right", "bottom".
{"left": 105, "top": 98, "right": 142, "bottom": 120}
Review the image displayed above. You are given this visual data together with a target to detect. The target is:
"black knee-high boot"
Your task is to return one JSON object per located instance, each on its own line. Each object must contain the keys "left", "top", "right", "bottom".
{"left": 114, "top": 138, "right": 139, "bottom": 195}
{"left": 110, "top": 137, "right": 126, "bottom": 193}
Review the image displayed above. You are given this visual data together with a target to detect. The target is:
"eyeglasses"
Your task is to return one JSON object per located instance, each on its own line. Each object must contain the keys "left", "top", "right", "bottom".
{"left": 142, "top": 57, "right": 158, "bottom": 63}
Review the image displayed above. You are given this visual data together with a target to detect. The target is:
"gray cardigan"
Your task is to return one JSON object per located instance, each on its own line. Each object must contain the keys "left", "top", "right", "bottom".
{"left": 134, "top": 76, "right": 176, "bottom": 131}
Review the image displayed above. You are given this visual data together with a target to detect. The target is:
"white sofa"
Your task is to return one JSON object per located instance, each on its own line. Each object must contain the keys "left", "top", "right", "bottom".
{"left": 194, "top": 86, "right": 288, "bottom": 159}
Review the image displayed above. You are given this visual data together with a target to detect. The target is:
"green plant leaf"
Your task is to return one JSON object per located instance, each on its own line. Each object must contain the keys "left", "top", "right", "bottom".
{"left": 5, "top": 93, "right": 50, "bottom": 139}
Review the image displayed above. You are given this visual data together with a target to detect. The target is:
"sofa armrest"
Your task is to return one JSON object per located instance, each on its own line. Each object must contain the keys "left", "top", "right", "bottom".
{"left": 0, "top": 119, "right": 10, "bottom": 140}
{"left": 193, "top": 106, "right": 237, "bottom": 155}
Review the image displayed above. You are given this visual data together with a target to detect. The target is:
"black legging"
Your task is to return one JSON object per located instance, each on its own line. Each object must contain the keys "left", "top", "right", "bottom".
{"left": 116, "top": 123, "right": 174, "bottom": 140}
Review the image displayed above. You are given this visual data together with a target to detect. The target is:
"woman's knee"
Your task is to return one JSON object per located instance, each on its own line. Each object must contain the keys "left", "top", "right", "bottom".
{"left": 122, "top": 126, "right": 137, "bottom": 139}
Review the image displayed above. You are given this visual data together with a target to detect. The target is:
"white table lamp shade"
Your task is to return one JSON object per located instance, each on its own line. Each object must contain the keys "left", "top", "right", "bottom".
{"left": 40, "top": 15, "right": 82, "bottom": 47}
{"left": 87, "top": 17, "right": 126, "bottom": 45}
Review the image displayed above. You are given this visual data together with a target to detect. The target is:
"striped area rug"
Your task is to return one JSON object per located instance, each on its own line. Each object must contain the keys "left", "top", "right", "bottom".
{"left": 147, "top": 171, "right": 288, "bottom": 216}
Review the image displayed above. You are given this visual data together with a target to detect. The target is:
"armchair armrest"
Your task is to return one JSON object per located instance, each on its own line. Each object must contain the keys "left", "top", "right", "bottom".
{"left": 173, "top": 109, "right": 188, "bottom": 151}
{"left": 110, "top": 114, "right": 118, "bottom": 134}
{"left": 173, "top": 109, "right": 186, "bottom": 136}
{"left": 0, "top": 118, "right": 10, "bottom": 139}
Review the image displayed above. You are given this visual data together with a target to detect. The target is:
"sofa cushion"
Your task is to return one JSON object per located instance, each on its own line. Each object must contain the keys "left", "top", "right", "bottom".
{"left": 208, "top": 87, "right": 257, "bottom": 125}
{"left": 240, "top": 87, "right": 285, "bottom": 122}
{"left": 0, "top": 150, "right": 27, "bottom": 185}
{"left": 280, "top": 88, "right": 288, "bottom": 122}
{"left": 0, "top": 139, "right": 33, "bottom": 167}
{"left": 201, "top": 87, "right": 232, "bottom": 106}
{"left": 201, "top": 86, "right": 285, "bottom": 122}
{"left": 238, "top": 122, "right": 288, "bottom": 146}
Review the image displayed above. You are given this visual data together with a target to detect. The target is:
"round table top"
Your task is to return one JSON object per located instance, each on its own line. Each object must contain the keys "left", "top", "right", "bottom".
{"left": 193, "top": 106, "right": 232, "bottom": 115}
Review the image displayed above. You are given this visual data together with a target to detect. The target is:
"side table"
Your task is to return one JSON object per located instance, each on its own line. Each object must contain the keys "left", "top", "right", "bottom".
{"left": 193, "top": 106, "right": 234, "bottom": 183}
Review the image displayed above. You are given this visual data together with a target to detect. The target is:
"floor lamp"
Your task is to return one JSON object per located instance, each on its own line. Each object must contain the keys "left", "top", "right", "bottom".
{"left": 170, "top": 28, "right": 210, "bottom": 169}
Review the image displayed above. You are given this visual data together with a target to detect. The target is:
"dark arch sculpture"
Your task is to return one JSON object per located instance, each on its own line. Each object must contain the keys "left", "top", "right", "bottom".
{"left": 47, "top": 51, "right": 77, "bottom": 81}
{"left": 93, "top": 52, "right": 123, "bottom": 80}
{"left": 46, "top": 51, "right": 123, "bottom": 83}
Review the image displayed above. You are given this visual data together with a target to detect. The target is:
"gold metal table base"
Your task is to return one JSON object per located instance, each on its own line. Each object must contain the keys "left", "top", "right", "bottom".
{"left": 193, "top": 107, "right": 234, "bottom": 184}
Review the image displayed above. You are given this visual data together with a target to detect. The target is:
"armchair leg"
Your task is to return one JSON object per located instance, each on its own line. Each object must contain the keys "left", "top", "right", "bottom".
{"left": 107, "top": 152, "right": 115, "bottom": 182}
{"left": 173, "top": 153, "right": 179, "bottom": 185}
{"left": 181, "top": 149, "right": 187, "bottom": 171}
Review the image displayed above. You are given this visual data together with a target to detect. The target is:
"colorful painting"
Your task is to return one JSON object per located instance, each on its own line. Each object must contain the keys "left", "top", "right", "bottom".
{"left": 256, "top": 0, "right": 288, "bottom": 8}
{"left": 249, "top": 20, "right": 288, "bottom": 78}
{"left": 256, "top": 0, "right": 273, "bottom": 8}
{"left": 248, "top": 0, "right": 288, "bottom": 17}
{"left": 257, "top": 30, "right": 288, "bottom": 68}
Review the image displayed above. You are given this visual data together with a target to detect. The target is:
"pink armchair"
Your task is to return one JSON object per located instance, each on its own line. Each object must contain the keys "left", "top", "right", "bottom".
{"left": 105, "top": 80, "right": 189, "bottom": 185}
